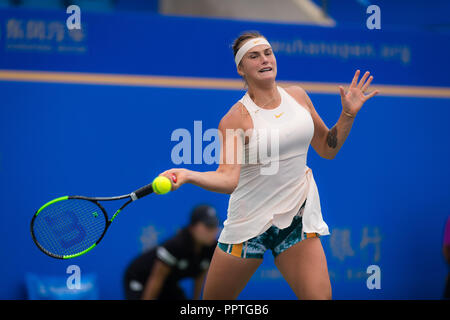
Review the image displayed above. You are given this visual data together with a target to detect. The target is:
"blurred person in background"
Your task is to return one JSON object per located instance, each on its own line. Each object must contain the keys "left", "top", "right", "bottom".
{"left": 123, "top": 204, "right": 219, "bottom": 300}
{"left": 443, "top": 216, "right": 450, "bottom": 299}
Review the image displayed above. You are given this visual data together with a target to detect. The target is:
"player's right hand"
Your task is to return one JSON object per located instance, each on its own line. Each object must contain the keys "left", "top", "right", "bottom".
{"left": 159, "top": 168, "right": 190, "bottom": 191}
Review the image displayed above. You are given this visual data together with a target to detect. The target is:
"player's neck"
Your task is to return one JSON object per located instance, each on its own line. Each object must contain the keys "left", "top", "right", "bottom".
{"left": 248, "top": 83, "right": 279, "bottom": 108}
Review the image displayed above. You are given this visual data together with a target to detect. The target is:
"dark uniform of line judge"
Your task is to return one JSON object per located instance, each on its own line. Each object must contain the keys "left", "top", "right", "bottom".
{"left": 123, "top": 205, "right": 220, "bottom": 300}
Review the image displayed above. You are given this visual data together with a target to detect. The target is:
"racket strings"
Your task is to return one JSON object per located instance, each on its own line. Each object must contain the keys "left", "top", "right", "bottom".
{"left": 32, "top": 199, "right": 107, "bottom": 257}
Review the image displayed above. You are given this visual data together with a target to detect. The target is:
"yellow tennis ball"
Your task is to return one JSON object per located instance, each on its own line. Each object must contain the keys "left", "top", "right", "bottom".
{"left": 152, "top": 176, "right": 172, "bottom": 195}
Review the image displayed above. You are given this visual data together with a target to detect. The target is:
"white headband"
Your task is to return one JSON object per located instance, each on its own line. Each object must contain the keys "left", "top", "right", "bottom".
{"left": 234, "top": 37, "right": 271, "bottom": 66}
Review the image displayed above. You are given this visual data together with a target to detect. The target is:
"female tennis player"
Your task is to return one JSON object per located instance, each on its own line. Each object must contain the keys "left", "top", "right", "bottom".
{"left": 159, "top": 31, "right": 379, "bottom": 300}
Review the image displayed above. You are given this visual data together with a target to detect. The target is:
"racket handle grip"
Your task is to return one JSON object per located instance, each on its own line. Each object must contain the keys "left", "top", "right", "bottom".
{"left": 132, "top": 183, "right": 153, "bottom": 200}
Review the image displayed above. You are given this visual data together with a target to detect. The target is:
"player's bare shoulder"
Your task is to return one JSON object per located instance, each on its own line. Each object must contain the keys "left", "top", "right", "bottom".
{"left": 284, "top": 85, "right": 312, "bottom": 114}
{"left": 219, "top": 101, "right": 250, "bottom": 131}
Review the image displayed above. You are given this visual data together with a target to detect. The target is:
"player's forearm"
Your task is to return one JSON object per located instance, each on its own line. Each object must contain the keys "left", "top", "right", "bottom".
{"left": 186, "top": 169, "right": 238, "bottom": 194}
{"left": 323, "top": 110, "right": 355, "bottom": 159}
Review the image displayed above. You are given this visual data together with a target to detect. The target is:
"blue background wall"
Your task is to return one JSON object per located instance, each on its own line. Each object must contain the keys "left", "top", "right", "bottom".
{"left": 0, "top": 6, "right": 449, "bottom": 299}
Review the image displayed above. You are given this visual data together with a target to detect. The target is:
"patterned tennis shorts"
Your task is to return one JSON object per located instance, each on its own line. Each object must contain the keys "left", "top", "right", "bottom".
{"left": 218, "top": 201, "right": 320, "bottom": 259}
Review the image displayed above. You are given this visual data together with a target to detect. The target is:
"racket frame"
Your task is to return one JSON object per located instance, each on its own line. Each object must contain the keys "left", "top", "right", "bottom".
{"left": 31, "top": 189, "right": 148, "bottom": 259}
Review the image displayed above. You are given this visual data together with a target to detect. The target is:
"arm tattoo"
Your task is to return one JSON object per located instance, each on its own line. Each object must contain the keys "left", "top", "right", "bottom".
{"left": 327, "top": 126, "right": 338, "bottom": 149}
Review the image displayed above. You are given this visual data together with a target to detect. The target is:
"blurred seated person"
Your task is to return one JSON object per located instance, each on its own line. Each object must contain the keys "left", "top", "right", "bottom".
{"left": 123, "top": 204, "right": 219, "bottom": 300}
{"left": 443, "top": 216, "right": 450, "bottom": 299}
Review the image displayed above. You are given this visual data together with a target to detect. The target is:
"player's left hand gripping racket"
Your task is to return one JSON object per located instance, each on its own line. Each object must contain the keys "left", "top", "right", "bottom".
{"left": 30, "top": 175, "right": 176, "bottom": 259}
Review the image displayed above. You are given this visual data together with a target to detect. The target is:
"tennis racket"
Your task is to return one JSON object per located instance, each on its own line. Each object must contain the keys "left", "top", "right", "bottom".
{"left": 30, "top": 175, "right": 176, "bottom": 259}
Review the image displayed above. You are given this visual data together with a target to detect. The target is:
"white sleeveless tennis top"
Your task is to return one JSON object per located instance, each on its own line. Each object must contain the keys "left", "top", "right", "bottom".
{"left": 218, "top": 85, "right": 330, "bottom": 244}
